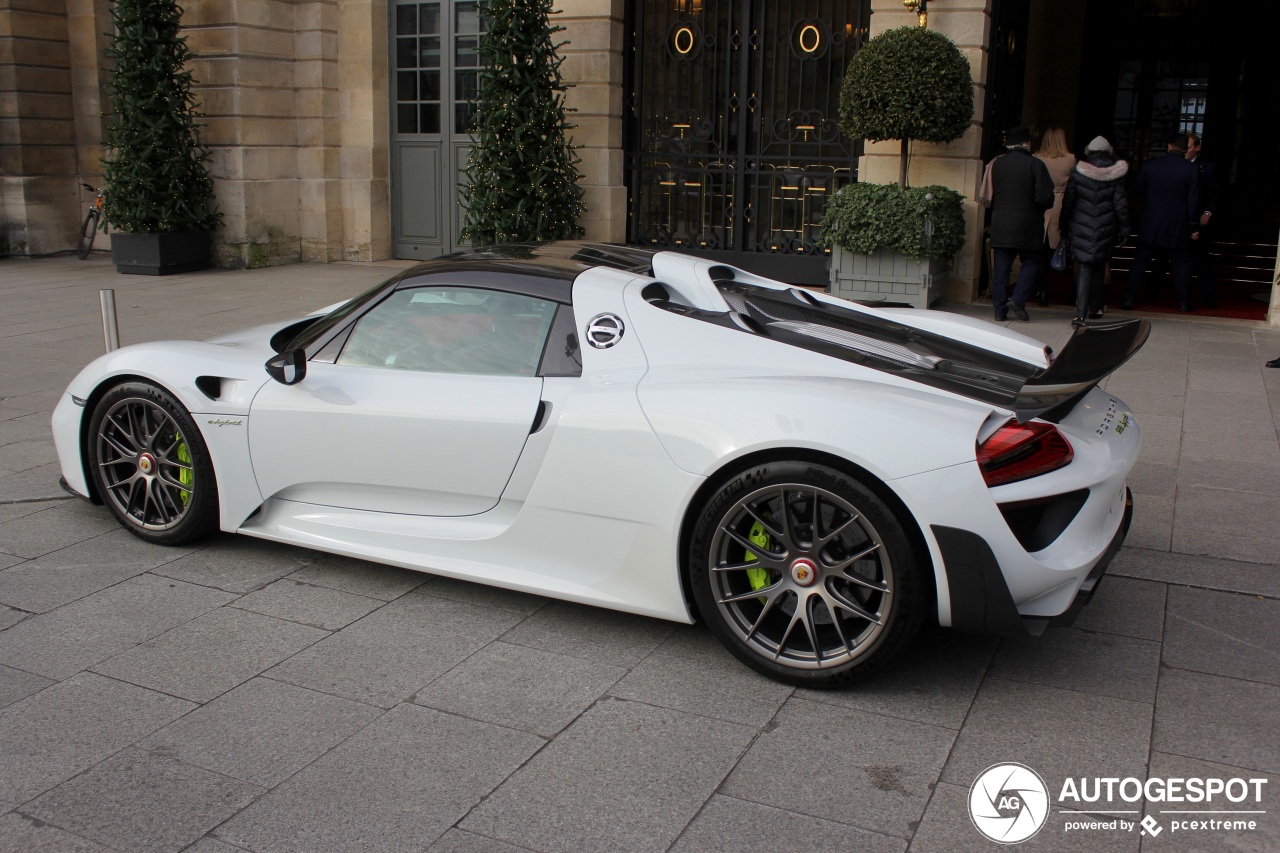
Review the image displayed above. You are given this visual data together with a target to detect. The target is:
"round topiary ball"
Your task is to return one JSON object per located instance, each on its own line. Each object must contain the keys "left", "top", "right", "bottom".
{"left": 839, "top": 26, "right": 973, "bottom": 146}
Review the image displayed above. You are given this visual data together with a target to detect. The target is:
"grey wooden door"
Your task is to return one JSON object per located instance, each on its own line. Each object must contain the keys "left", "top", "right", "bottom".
{"left": 390, "top": 0, "right": 484, "bottom": 260}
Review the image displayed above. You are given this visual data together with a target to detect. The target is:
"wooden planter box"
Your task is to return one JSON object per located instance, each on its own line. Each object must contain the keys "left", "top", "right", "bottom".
{"left": 111, "top": 231, "right": 210, "bottom": 276}
{"left": 828, "top": 247, "right": 949, "bottom": 309}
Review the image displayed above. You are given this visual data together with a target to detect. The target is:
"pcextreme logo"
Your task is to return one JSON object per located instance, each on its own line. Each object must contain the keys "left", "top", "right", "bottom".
{"left": 968, "top": 763, "right": 1270, "bottom": 844}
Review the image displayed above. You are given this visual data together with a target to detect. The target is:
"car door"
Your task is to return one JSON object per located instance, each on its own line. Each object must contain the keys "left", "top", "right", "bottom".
{"left": 248, "top": 284, "right": 557, "bottom": 516}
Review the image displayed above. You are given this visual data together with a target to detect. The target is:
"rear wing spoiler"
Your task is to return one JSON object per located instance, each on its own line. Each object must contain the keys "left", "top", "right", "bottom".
{"left": 1014, "top": 318, "right": 1150, "bottom": 423}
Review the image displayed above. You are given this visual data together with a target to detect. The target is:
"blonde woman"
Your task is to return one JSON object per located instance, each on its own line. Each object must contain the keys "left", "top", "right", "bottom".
{"left": 1034, "top": 128, "right": 1077, "bottom": 304}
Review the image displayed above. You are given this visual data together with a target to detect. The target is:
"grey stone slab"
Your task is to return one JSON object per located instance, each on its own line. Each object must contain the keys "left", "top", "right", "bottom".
{"left": 607, "top": 625, "right": 792, "bottom": 727}
{"left": 1126, "top": 494, "right": 1173, "bottom": 552}
{"left": 794, "top": 625, "right": 997, "bottom": 730}
{"left": 670, "top": 794, "right": 905, "bottom": 853}
{"left": 1182, "top": 407, "right": 1277, "bottom": 442}
{"left": 0, "top": 500, "right": 46, "bottom": 525}
{"left": 0, "top": 503, "right": 119, "bottom": 560}
{"left": 412, "top": 640, "right": 623, "bottom": 737}
{"left": 139, "top": 677, "right": 382, "bottom": 787}
{"left": 1154, "top": 669, "right": 1280, "bottom": 774}
{"left": 23, "top": 747, "right": 262, "bottom": 853}
{"left": 722, "top": 697, "right": 954, "bottom": 839}
{"left": 415, "top": 575, "right": 550, "bottom": 615}
{"left": 1171, "top": 528, "right": 1280, "bottom": 567}
{"left": 0, "top": 603, "right": 24, "bottom": 629}
{"left": 267, "top": 591, "right": 522, "bottom": 708}
{"left": 152, "top": 535, "right": 322, "bottom": 593}
{"left": 285, "top": 554, "right": 427, "bottom": 600}
{"left": 1162, "top": 586, "right": 1280, "bottom": 685}
{"left": 910, "top": 781, "right": 1139, "bottom": 853}
{"left": 0, "top": 438, "right": 57, "bottom": 475}
{"left": 1188, "top": 366, "right": 1267, "bottom": 395}
{"left": 31, "top": 526, "right": 198, "bottom": 570}
{"left": 1109, "top": 389, "right": 1187, "bottom": 419}
{"left": 0, "top": 663, "right": 53, "bottom": 711}
{"left": 217, "top": 703, "right": 543, "bottom": 853}
{"left": 426, "top": 829, "right": 538, "bottom": 853}
{"left": 1180, "top": 432, "right": 1280, "bottom": 465}
{"left": 0, "top": 812, "right": 109, "bottom": 852}
{"left": 0, "top": 411, "right": 53, "bottom": 446}
{"left": 941, "top": 678, "right": 1152, "bottom": 792}
{"left": 1142, "top": 752, "right": 1277, "bottom": 853}
{"left": 0, "top": 672, "right": 195, "bottom": 803}
{"left": 499, "top": 600, "right": 676, "bottom": 669}
{"left": 989, "top": 627, "right": 1161, "bottom": 703}
{"left": 0, "top": 574, "right": 237, "bottom": 680}
{"left": 231, "top": 578, "right": 384, "bottom": 631}
{"left": 181, "top": 839, "right": 248, "bottom": 853}
{"left": 1132, "top": 414, "right": 1182, "bottom": 465}
{"left": 1127, "top": 461, "right": 1178, "bottom": 501}
{"left": 1176, "top": 454, "right": 1280, "bottom": 495}
{"left": 92, "top": 607, "right": 328, "bottom": 703}
{"left": 0, "top": 462, "right": 68, "bottom": 502}
{"left": 1111, "top": 548, "right": 1280, "bottom": 598}
{"left": 1071, "top": 577, "right": 1168, "bottom": 642}
{"left": 463, "top": 697, "right": 753, "bottom": 853}
{"left": 0, "top": 559, "right": 150, "bottom": 614}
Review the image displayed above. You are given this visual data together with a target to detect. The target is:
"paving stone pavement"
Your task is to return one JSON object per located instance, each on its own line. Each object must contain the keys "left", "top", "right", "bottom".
{"left": 1, "top": 254, "right": 1278, "bottom": 852}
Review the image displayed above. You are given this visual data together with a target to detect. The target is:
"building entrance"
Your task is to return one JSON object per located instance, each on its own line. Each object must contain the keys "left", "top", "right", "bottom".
{"left": 625, "top": 0, "right": 871, "bottom": 284}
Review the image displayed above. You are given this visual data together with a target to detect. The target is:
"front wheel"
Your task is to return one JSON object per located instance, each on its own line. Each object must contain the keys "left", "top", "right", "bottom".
{"left": 77, "top": 209, "right": 100, "bottom": 259}
{"left": 689, "top": 461, "right": 925, "bottom": 688}
{"left": 86, "top": 382, "right": 219, "bottom": 545}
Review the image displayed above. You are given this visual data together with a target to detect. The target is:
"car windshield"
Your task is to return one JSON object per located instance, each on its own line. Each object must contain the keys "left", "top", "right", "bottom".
{"left": 285, "top": 276, "right": 398, "bottom": 353}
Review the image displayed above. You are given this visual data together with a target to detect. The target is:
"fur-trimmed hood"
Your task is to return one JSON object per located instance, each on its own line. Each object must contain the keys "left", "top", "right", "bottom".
{"left": 1075, "top": 159, "right": 1129, "bottom": 182}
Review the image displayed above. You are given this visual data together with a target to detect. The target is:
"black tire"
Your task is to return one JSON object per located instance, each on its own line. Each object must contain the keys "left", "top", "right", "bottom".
{"left": 689, "top": 460, "right": 925, "bottom": 688}
{"left": 86, "top": 382, "right": 219, "bottom": 545}
{"left": 77, "top": 209, "right": 100, "bottom": 259}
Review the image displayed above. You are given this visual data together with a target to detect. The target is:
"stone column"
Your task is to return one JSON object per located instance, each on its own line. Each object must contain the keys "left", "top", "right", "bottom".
{"left": 554, "top": 0, "right": 626, "bottom": 242}
{"left": 0, "top": 0, "right": 79, "bottom": 255}
{"left": 860, "top": 0, "right": 990, "bottom": 303}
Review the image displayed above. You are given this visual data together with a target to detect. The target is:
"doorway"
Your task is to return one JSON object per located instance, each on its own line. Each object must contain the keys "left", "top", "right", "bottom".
{"left": 389, "top": 0, "right": 484, "bottom": 260}
{"left": 624, "top": 0, "right": 872, "bottom": 284}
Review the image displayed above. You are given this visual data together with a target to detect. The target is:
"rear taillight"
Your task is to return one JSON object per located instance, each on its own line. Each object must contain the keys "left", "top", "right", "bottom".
{"left": 977, "top": 421, "right": 1074, "bottom": 487}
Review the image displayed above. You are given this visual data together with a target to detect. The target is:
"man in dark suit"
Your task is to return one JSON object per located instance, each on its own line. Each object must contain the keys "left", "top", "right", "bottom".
{"left": 1186, "top": 132, "right": 1221, "bottom": 307}
{"left": 988, "top": 125, "right": 1054, "bottom": 321}
{"left": 1122, "top": 132, "right": 1200, "bottom": 311}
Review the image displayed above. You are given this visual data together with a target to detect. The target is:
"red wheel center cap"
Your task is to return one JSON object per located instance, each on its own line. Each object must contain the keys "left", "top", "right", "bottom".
{"left": 138, "top": 453, "right": 155, "bottom": 475}
{"left": 790, "top": 558, "right": 818, "bottom": 586}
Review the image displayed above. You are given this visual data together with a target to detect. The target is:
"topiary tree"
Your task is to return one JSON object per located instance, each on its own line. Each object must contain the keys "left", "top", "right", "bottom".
{"left": 839, "top": 26, "right": 973, "bottom": 188}
{"left": 101, "top": 0, "right": 220, "bottom": 233}
{"left": 460, "top": 0, "right": 585, "bottom": 245}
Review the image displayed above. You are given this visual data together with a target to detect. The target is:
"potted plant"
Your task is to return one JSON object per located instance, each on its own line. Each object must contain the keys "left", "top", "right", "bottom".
{"left": 460, "top": 0, "right": 584, "bottom": 244}
{"left": 824, "top": 25, "right": 972, "bottom": 307}
{"left": 101, "top": 0, "right": 220, "bottom": 275}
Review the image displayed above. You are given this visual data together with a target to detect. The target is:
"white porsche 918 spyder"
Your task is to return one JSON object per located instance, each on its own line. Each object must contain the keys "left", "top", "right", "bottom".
{"left": 53, "top": 243, "right": 1147, "bottom": 687}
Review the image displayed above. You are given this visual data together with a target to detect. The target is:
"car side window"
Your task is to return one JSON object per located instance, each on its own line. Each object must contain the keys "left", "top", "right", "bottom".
{"left": 337, "top": 286, "right": 557, "bottom": 376}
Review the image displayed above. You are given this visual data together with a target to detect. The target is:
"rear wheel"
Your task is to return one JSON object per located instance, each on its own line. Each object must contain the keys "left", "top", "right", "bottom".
{"left": 77, "top": 209, "right": 100, "bottom": 259}
{"left": 86, "top": 382, "right": 219, "bottom": 545}
{"left": 689, "top": 460, "right": 925, "bottom": 688}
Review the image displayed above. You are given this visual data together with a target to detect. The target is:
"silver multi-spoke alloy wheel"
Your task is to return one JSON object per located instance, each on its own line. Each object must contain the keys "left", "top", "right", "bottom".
{"left": 87, "top": 382, "right": 218, "bottom": 545}
{"left": 691, "top": 461, "right": 923, "bottom": 687}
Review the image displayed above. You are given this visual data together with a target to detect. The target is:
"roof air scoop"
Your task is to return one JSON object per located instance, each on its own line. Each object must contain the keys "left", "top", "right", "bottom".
{"left": 768, "top": 321, "right": 945, "bottom": 370}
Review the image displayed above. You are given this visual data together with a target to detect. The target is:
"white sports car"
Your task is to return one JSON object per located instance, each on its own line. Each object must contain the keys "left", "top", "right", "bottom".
{"left": 53, "top": 243, "right": 1146, "bottom": 687}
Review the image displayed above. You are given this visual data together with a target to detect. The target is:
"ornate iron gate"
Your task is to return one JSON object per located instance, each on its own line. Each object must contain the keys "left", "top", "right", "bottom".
{"left": 626, "top": 0, "right": 871, "bottom": 282}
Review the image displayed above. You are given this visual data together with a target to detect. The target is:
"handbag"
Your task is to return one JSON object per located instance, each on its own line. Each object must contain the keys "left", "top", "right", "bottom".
{"left": 1049, "top": 241, "right": 1069, "bottom": 272}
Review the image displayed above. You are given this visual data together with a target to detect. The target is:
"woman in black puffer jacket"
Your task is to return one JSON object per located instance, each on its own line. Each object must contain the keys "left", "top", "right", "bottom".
{"left": 1060, "top": 136, "right": 1130, "bottom": 321}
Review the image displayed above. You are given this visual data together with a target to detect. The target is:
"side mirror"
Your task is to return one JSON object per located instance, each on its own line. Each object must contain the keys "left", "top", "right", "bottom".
{"left": 265, "top": 348, "right": 307, "bottom": 385}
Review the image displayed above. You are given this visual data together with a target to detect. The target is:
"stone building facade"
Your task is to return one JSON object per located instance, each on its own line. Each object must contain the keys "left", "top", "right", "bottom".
{"left": 3, "top": 0, "right": 1277, "bottom": 324}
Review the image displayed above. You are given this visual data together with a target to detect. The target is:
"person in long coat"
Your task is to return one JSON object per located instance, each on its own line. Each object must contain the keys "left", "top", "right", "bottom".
{"left": 1033, "top": 127, "right": 1076, "bottom": 306}
{"left": 988, "top": 125, "right": 1054, "bottom": 321}
{"left": 1122, "top": 132, "right": 1200, "bottom": 311}
{"left": 1186, "top": 132, "right": 1221, "bottom": 307}
{"left": 1060, "top": 136, "right": 1130, "bottom": 322}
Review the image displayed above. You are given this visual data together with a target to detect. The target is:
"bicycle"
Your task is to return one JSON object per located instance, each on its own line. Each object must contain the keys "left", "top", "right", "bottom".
{"left": 77, "top": 183, "right": 107, "bottom": 259}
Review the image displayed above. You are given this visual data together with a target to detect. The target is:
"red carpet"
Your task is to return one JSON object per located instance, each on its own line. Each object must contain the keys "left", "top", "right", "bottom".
{"left": 1039, "top": 268, "right": 1268, "bottom": 321}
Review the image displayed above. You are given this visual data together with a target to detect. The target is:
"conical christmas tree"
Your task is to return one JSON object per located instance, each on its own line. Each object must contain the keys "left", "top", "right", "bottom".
{"left": 461, "top": 0, "right": 584, "bottom": 245}
{"left": 101, "top": 0, "right": 220, "bottom": 233}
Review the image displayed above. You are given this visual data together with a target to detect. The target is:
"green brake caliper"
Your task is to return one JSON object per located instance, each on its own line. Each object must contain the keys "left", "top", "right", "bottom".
{"left": 744, "top": 522, "right": 772, "bottom": 602}
{"left": 175, "top": 437, "right": 193, "bottom": 505}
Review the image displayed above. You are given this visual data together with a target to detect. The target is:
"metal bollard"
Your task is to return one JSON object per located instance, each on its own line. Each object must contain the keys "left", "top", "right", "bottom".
{"left": 100, "top": 289, "right": 120, "bottom": 352}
